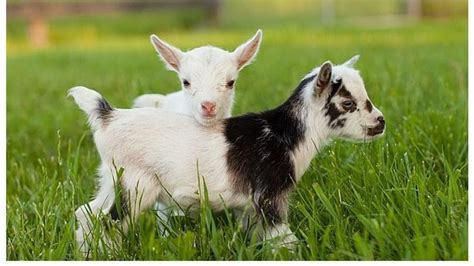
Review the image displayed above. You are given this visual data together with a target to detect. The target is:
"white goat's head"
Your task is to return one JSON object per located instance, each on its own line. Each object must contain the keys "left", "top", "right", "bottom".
{"left": 312, "top": 56, "right": 385, "bottom": 141}
{"left": 150, "top": 30, "right": 262, "bottom": 126}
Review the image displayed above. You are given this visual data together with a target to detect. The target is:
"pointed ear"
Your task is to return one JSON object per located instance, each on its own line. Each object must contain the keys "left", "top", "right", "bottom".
{"left": 314, "top": 61, "right": 333, "bottom": 96}
{"left": 150, "top": 34, "right": 184, "bottom": 72}
{"left": 232, "top": 29, "right": 263, "bottom": 70}
{"left": 343, "top": 55, "right": 360, "bottom": 68}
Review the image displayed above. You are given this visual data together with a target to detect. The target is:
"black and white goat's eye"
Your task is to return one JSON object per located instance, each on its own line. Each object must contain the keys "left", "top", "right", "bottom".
{"left": 226, "top": 80, "right": 235, "bottom": 88}
{"left": 342, "top": 100, "right": 355, "bottom": 109}
{"left": 182, "top": 79, "right": 190, "bottom": 87}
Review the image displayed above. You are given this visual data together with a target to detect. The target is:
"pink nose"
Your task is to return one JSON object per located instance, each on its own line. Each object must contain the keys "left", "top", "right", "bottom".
{"left": 201, "top": 101, "right": 216, "bottom": 116}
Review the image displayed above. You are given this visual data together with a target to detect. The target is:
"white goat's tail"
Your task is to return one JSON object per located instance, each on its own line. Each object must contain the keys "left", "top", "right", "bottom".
{"left": 132, "top": 94, "right": 166, "bottom": 108}
{"left": 68, "top": 86, "right": 114, "bottom": 130}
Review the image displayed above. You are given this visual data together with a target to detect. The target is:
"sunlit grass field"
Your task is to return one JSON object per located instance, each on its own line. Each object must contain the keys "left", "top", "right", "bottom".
{"left": 6, "top": 8, "right": 467, "bottom": 260}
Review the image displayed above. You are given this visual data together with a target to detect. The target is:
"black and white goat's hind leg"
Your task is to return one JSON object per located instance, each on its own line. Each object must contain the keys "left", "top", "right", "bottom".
{"left": 255, "top": 192, "right": 298, "bottom": 249}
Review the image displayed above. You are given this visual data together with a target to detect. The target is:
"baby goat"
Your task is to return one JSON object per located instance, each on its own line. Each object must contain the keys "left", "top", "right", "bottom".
{"left": 71, "top": 56, "right": 385, "bottom": 252}
{"left": 133, "top": 30, "right": 262, "bottom": 126}
{"left": 134, "top": 30, "right": 262, "bottom": 230}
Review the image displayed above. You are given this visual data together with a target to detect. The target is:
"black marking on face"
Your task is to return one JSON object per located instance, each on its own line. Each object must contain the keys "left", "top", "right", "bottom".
{"left": 331, "top": 118, "right": 347, "bottom": 129}
{"left": 324, "top": 82, "right": 344, "bottom": 125}
{"left": 325, "top": 102, "right": 342, "bottom": 126}
{"left": 337, "top": 86, "right": 357, "bottom": 112}
{"left": 367, "top": 123, "right": 385, "bottom": 136}
{"left": 224, "top": 74, "right": 314, "bottom": 225}
{"left": 97, "top": 97, "right": 114, "bottom": 122}
{"left": 326, "top": 78, "right": 343, "bottom": 100}
{"left": 337, "top": 86, "right": 352, "bottom": 98}
{"left": 365, "top": 99, "right": 373, "bottom": 112}
{"left": 324, "top": 82, "right": 358, "bottom": 125}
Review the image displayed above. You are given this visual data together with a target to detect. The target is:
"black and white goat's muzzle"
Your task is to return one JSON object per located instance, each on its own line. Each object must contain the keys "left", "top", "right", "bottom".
{"left": 366, "top": 115, "right": 385, "bottom": 137}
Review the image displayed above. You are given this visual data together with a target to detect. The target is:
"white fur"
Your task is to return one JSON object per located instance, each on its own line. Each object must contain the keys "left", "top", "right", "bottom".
{"left": 132, "top": 94, "right": 166, "bottom": 108}
{"left": 133, "top": 30, "right": 263, "bottom": 127}
{"left": 68, "top": 87, "right": 104, "bottom": 131}
{"left": 71, "top": 57, "right": 384, "bottom": 253}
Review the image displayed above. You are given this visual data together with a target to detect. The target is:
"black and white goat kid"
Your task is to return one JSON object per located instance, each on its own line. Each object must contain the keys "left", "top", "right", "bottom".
{"left": 70, "top": 56, "right": 385, "bottom": 252}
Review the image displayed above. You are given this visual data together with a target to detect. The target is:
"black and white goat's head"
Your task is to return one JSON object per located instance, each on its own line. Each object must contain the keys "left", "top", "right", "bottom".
{"left": 150, "top": 30, "right": 263, "bottom": 126}
{"left": 310, "top": 56, "right": 385, "bottom": 141}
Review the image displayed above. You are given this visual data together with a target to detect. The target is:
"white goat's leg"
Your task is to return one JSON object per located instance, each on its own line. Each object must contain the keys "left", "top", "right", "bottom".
{"left": 118, "top": 170, "right": 162, "bottom": 233}
{"left": 154, "top": 202, "right": 170, "bottom": 236}
{"left": 154, "top": 202, "right": 189, "bottom": 236}
{"left": 132, "top": 94, "right": 166, "bottom": 108}
{"left": 74, "top": 168, "right": 116, "bottom": 255}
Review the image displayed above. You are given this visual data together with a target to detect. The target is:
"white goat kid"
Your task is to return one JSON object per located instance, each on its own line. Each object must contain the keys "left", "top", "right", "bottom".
{"left": 133, "top": 30, "right": 263, "bottom": 126}
{"left": 134, "top": 30, "right": 262, "bottom": 233}
{"left": 71, "top": 56, "right": 385, "bottom": 253}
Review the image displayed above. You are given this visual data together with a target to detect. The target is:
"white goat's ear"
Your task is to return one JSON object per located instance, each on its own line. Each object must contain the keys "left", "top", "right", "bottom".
{"left": 232, "top": 29, "right": 263, "bottom": 70}
{"left": 150, "top": 34, "right": 184, "bottom": 72}
{"left": 314, "top": 61, "right": 333, "bottom": 96}
{"left": 343, "top": 55, "right": 360, "bottom": 68}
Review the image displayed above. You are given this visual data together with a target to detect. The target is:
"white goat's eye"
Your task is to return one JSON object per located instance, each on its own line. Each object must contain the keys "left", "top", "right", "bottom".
{"left": 183, "top": 79, "right": 190, "bottom": 87}
{"left": 226, "top": 80, "right": 235, "bottom": 88}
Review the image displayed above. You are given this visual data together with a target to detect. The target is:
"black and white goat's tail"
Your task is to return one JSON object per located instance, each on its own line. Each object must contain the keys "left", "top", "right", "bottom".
{"left": 68, "top": 86, "right": 114, "bottom": 131}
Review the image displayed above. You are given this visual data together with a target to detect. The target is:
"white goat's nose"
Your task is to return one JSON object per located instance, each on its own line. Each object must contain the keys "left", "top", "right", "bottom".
{"left": 201, "top": 101, "right": 216, "bottom": 115}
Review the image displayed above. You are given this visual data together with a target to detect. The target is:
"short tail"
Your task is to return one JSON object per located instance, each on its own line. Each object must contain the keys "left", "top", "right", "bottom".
{"left": 68, "top": 86, "right": 114, "bottom": 130}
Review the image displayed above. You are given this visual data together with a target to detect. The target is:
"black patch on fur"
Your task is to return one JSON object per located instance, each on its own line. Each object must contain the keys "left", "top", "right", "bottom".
{"left": 325, "top": 102, "right": 342, "bottom": 126}
{"left": 327, "top": 78, "right": 343, "bottom": 100}
{"left": 97, "top": 97, "right": 114, "bottom": 122}
{"left": 337, "top": 86, "right": 352, "bottom": 99}
{"left": 109, "top": 191, "right": 128, "bottom": 221}
{"left": 323, "top": 82, "right": 358, "bottom": 125}
{"left": 331, "top": 118, "right": 347, "bottom": 128}
{"left": 365, "top": 100, "right": 373, "bottom": 112}
{"left": 338, "top": 86, "right": 357, "bottom": 112}
{"left": 224, "top": 75, "right": 315, "bottom": 224}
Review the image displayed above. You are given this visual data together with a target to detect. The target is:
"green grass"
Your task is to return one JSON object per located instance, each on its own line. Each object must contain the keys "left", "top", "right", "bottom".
{"left": 6, "top": 13, "right": 467, "bottom": 260}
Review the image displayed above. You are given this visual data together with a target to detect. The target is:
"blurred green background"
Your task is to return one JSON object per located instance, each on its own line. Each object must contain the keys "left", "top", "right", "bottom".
{"left": 7, "top": 0, "right": 468, "bottom": 261}
{"left": 7, "top": 0, "right": 468, "bottom": 51}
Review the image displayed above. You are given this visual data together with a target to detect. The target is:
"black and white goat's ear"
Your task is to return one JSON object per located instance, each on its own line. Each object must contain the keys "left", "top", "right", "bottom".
{"left": 150, "top": 34, "right": 184, "bottom": 72}
{"left": 314, "top": 61, "right": 333, "bottom": 96}
{"left": 232, "top": 29, "right": 263, "bottom": 70}
{"left": 343, "top": 55, "right": 360, "bottom": 68}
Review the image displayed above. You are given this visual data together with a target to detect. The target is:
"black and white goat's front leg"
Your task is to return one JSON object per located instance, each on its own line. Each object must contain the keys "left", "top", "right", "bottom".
{"left": 254, "top": 190, "right": 297, "bottom": 248}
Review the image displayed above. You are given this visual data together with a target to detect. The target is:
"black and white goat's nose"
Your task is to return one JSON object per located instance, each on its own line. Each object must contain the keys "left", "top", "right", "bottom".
{"left": 377, "top": 116, "right": 385, "bottom": 125}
